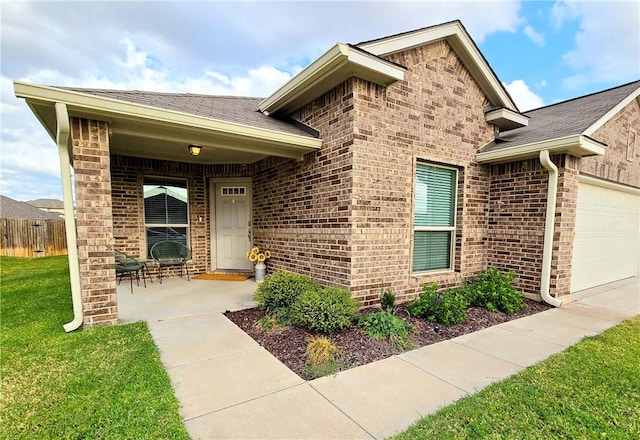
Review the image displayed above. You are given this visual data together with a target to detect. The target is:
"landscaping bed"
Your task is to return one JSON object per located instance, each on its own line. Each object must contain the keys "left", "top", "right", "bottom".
{"left": 225, "top": 298, "right": 551, "bottom": 380}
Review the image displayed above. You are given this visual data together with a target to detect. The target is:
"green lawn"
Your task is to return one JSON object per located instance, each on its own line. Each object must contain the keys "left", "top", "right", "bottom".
{"left": 0, "top": 256, "right": 189, "bottom": 439}
{"left": 393, "top": 314, "right": 640, "bottom": 439}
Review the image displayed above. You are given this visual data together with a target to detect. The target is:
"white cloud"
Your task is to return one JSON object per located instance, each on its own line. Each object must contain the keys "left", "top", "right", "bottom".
{"left": 524, "top": 25, "right": 545, "bottom": 46}
{"left": 0, "top": 1, "right": 529, "bottom": 200}
{"left": 551, "top": 1, "right": 640, "bottom": 89}
{"left": 504, "top": 79, "right": 545, "bottom": 111}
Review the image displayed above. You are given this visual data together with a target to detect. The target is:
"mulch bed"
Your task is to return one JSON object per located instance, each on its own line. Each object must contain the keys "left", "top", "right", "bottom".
{"left": 225, "top": 299, "right": 551, "bottom": 380}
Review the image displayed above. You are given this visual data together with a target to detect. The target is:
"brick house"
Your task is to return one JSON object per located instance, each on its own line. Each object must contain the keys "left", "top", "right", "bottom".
{"left": 14, "top": 20, "right": 640, "bottom": 329}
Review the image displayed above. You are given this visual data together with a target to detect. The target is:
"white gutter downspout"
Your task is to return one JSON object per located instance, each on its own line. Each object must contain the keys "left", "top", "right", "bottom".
{"left": 56, "top": 103, "right": 84, "bottom": 332}
{"left": 539, "top": 150, "right": 563, "bottom": 307}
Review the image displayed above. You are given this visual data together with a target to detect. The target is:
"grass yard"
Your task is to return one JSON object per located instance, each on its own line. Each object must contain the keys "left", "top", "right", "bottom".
{"left": 0, "top": 256, "right": 189, "bottom": 439}
{"left": 393, "top": 314, "right": 640, "bottom": 439}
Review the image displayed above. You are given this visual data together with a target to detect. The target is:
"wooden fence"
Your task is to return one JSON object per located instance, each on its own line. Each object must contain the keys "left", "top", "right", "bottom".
{"left": 1, "top": 218, "right": 68, "bottom": 257}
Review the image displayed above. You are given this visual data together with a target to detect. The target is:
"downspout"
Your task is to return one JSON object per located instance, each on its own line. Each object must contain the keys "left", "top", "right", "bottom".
{"left": 539, "top": 150, "right": 563, "bottom": 307}
{"left": 56, "top": 103, "right": 84, "bottom": 332}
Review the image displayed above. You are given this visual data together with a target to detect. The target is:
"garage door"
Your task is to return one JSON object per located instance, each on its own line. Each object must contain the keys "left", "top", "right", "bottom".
{"left": 571, "top": 177, "right": 640, "bottom": 293}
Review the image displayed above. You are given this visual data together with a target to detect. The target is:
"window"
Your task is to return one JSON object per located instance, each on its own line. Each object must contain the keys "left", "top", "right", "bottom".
{"left": 143, "top": 177, "right": 189, "bottom": 257}
{"left": 413, "top": 163, "right": 457, "bottom": 272}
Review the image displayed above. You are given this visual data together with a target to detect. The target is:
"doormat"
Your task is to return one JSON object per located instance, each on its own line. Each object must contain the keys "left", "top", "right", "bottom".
{"left": 193, "top": 273, "right": 251, "bottom": 281}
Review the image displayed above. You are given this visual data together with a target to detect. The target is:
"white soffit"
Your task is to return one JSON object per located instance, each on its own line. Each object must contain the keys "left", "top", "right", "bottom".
{"left": 485, "top": 108, "right": 529, "bottom": 130}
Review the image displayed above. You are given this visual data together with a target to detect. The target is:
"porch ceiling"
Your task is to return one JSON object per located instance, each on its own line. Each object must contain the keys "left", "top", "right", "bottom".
{"left": 15, "top": 82, "right": 323, "bottom": 164}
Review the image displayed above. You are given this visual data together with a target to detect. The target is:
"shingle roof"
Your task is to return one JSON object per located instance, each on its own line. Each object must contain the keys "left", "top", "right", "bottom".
{"left": 1, "top": 195, "right": 62, "bottom": 219}
{"left": 27, "top": 198, "right": 64, "bottom": 209}
{"left": 60, "top": 88, "right": 317, "bottom": 138}
{"left": 480, "top": 80, "right": 640, "bottom": 153}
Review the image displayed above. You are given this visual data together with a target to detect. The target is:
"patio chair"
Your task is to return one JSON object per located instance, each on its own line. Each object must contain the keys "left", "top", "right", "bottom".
{"left": 150, "top": 240, "right": 192, "bottom": 284}
{"left": 115, "top": 250, "right": 148, "bottom": 293}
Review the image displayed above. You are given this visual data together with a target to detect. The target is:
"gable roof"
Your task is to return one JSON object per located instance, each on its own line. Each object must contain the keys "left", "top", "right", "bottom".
{"left": 477, "top": 80, "right": 640, "bottom": 163}
{"left": 259, "top": 20, "right": 525, "bottom": 130}
{"left": 27, "top": 198, "right": 64, "bottom": 209}
{"left": 356, "top": 20, "right": 519, "bottom": 113}
{"left": 1, "top": 195, "right": 62, "bottom": 219}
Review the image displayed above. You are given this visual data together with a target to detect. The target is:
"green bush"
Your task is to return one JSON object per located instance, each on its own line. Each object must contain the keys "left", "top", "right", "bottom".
{"left": 291, "top": 287, "right": 360, "bottom": 333}
{"left": 360, "top": 310, "right": 414, "bottom": 349}
{"left": 380, "top": 288, "right": 396, "bottom": 312}
{"left": 255, "top": 307, "right": 293, "bottom": 330}
{"left": 254, "top": 271, "right": 321, "bottom": 311}
{"left": 466, "top": 267, "right": 526, "bottom": 314}
{"left": 407, "top": 283, "right": 468, "bottom": 326}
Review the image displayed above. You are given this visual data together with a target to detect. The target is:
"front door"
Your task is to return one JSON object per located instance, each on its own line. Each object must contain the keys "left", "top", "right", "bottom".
{"left": 214, "top": 181, "right": 253, "bottom": 270}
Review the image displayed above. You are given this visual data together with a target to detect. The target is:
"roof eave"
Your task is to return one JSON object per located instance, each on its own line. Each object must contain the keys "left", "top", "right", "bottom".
{"left": 357, "top": 21, "right": 519, "bottom": 112}
{"left": 258, "top": 43, "right": 406, "bottom": 116}
{"left": 477, "top": 135, "right": 606, "bottom": 164}
{"left": 485, "top": 108, "right": 529, "bottom": 130}
{"left": 14, "top": 82, "right": 323, "bottom": 160}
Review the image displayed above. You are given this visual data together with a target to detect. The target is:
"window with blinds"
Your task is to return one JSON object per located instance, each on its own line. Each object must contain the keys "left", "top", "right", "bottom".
{"left": 413, "top": 163, "right": 457, "bottom": 272}
{"left": 143, "top": 176, "right": 189, "bottom": 257}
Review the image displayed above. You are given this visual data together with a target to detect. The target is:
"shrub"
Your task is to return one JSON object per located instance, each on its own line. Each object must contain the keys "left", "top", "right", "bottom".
{"left": 255, "top": 307, "right": 292, "bottom": 330}
{"left": 360, "top": 310, "right": 414, "bottom": 350}
{"left": 380, "top": 288, "right": 396, "bottom": 312}
{"left": 291, "top": 287, "right": 360, "bottom": 333}
{"left": 306, "top": 336, "right": 340, "bottom": 365}
{"left": 407, "top": 283, "right": 468, "bottom": 326}
{"left": 466, "top": 266, "right": 526, "bottom": 314}
{"left": 254, "top": 271, "right": 321, "bottom": 311}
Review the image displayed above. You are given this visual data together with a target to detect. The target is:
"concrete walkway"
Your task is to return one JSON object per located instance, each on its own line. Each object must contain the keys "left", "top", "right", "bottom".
{"left": 148, "top": 277, "right": 639, "bottom": 439}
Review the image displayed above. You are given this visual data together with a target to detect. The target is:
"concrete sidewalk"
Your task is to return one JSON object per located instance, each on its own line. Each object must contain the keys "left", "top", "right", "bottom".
{"left": 148, "top": 277, "right": 639, "bottom": 439}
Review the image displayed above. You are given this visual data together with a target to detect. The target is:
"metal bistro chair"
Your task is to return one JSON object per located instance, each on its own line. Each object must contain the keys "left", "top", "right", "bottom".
{"left": 115, "top": 250, "right": 150, "bottom": 293}
{"left": 150, "top": 240, "right": 192, "bottom": 284}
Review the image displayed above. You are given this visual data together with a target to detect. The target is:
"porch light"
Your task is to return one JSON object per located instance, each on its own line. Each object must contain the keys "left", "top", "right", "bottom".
{"left": 188, "top": 144, "right": 202, "bottom": 156}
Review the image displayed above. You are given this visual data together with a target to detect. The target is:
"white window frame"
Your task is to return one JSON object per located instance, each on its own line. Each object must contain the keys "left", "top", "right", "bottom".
{"left": 412, "top": 162, "right": 458, "bottom": 274}
{"left": 142, "top": 176, "right": 190, "bottom": 256}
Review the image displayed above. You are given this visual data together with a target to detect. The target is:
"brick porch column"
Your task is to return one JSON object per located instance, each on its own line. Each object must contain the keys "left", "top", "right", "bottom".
{"left": 71, "top": 118, "right": 118, "bottom": 327}
{"left": 550, "top": 154, "right": 580, "bottom": 297}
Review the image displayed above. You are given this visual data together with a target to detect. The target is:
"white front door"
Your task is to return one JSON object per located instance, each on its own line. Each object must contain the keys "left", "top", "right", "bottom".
{"left": 214, "top": 182, "right": 253, "bottom": 270}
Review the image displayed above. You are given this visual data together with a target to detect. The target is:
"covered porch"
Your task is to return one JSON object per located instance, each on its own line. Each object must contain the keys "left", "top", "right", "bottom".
{"left": 117, "top": 275, "right": 258, "bottom": 324}
{"left": 14, "top": 81, "right": 322, "bottom": 330}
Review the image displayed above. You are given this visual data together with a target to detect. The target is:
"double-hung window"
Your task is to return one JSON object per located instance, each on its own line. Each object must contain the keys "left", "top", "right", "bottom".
{"left": 143, "top": 177, "right": 189, "bottom": 257}
{"left": 413, "top": 163, "right": 457, "bottom": 272}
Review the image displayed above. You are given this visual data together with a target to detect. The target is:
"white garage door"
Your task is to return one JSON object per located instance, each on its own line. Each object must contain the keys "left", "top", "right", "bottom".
{"left": 571, "top": 177, "right": 640, "bottom": 293}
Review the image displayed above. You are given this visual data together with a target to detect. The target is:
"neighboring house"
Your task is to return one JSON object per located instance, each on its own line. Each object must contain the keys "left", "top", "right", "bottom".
{"left": 1, "top": 195, "right": 62, "bottom": 220}
{"left": 26, "top": 198, "right": 65, "bottom": 218}
{"left": 13, "top": 20, "right": 640, "bottom": 328}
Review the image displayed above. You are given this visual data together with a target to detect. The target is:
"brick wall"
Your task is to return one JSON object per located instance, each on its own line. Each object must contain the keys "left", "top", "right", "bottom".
{"left": 487, "top": 158, "right": 547, "bottom": 295}
{"left": 486, "top": 154, "right": 579, "bottom": 298}
{"left": 71, "top": 118, "right": 117, "bottom": 327}
{"left": 252, "top": 82, "right": 355, "bottom": 288}
{"left": 581, "top": 97, "right": 640, "bottom": 187}
{"left": 347, "top": 41, "right": 495, "bottom": 305}
{"left": 110, "top": 155, "right": 252, "bottom": 278}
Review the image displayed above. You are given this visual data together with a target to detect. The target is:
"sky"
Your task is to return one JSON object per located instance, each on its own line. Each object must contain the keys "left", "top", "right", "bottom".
{"left": 1, "top": 0, "right": 639, "bottom": 201}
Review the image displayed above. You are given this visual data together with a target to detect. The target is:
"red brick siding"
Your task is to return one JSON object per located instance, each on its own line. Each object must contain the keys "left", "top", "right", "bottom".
{"left": 71, "top": 118, "right": 117, "bottom": 327}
